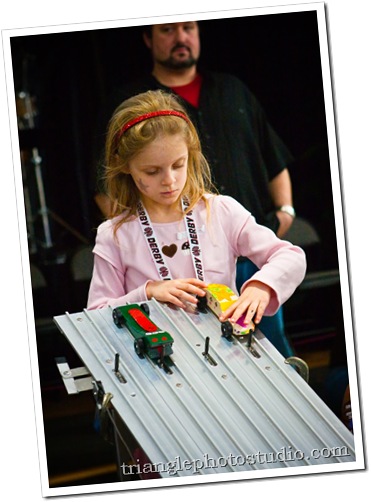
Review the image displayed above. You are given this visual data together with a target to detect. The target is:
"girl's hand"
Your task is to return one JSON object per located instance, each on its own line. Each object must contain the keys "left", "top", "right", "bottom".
{"left": 146, "top": 278, "right": 207, "bottom": 309}
{"left": 219, "top": 280, "right": 272, "bottom": 325}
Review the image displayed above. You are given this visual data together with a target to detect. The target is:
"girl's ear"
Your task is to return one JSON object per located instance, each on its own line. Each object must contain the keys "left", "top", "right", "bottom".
{"left": 114, "top": 154, "right": 130, "bottom": 174}
{"left": 121, "top": 165, "right": 131, "bottom": 174}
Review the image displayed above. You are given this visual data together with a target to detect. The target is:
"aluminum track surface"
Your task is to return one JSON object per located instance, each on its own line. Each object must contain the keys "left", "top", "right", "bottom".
{"left": 54, "top": 300, "right": 356, "bottom": 479}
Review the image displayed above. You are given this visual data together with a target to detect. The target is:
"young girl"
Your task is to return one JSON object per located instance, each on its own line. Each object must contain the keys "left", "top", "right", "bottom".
{"left": 87, "top": 90, "right": 306, "bottom": 328}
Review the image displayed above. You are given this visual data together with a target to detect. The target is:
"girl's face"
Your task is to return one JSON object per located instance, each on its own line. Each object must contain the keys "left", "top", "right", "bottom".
{"left": 127, "top": 133, "right": 189, "bottom": 214}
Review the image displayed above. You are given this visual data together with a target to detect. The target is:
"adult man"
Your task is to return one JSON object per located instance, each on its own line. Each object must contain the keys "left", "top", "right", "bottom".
{"left": 94, "top": 21, "right": 298, "bottom": 356}
{"left": 96, "top": 22, "right": 295, "bottom": 237}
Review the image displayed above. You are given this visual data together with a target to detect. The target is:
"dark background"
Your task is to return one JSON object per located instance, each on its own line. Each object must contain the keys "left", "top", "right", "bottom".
{"left": 11, "top": 10, "right": 333, "bottom": 271}
{"left": 10, "top": 10, "right": 349, "bottom": 487}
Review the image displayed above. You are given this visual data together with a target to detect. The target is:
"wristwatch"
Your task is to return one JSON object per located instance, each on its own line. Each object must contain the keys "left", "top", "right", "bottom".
{"left": 278, "top": 205, "right": 296, "bottom": 218}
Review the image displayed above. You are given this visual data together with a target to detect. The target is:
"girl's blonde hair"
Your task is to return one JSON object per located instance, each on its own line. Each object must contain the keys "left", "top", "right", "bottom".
{"left": 103, "top": 90, "right": 215, "bottom": 232}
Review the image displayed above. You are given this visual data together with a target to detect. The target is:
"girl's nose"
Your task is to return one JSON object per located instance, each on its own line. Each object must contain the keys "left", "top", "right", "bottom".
{"left": 162, "top": 169, "right": 176, "bottom": 186}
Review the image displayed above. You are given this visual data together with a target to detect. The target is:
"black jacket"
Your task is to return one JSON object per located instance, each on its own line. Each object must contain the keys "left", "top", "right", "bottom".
{"left": 93, "top": 70, "right": 293, "bottom": 232}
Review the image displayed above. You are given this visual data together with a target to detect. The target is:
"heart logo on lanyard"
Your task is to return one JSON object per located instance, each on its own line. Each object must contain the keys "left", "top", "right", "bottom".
{"left": 137, "top": 197, "right": 204, "bottom": 282}
{"left": 162, "top": 244, "right": 177, "bottom": 258}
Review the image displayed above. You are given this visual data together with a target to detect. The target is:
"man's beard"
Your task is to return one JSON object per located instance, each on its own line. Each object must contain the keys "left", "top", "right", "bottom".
{"left": 158, "top": 55, "right": 197, "bottom": 70}
{"left": 157, "top": 44, "right": 198, "bottom": 70}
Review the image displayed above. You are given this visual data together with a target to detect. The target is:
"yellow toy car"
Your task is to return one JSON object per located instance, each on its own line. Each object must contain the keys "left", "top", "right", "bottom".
{"left": 197, "top": 283, "right": 255, "bottom": 339}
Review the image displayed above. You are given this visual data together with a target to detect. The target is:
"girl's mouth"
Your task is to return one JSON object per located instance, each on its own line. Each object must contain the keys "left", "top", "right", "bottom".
{"left": 160, "top": 189, "right": 178, "bottom": 196}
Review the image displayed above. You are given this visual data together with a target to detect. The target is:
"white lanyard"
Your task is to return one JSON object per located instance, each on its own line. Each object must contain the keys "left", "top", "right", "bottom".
{"left": 137, "top": 198, "right": 204, "bottom": 282}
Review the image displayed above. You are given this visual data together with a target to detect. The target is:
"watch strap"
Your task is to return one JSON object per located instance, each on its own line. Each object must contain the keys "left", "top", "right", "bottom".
{"left": 278, "top": 205, "right": 296, "bottom": 218}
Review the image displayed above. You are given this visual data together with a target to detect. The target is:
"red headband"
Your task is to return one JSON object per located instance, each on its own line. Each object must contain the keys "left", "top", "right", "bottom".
{"left": 116, "top": 110, "right": 190, "bottom": 144}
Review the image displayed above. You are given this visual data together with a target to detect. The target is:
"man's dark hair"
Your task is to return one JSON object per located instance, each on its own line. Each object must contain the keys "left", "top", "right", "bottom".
{"left": 142, "top": 22, "right": 201, "bottom": 39}
{"left": 142, "top": 25, "right": 153, "bottom": 38}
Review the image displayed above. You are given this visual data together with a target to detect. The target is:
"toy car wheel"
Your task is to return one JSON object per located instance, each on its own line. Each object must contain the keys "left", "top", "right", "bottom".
{"left": 196, "top": 294, "right": 207, "bottom": 313}
{"left": 221, "top": 321, "right": 233, "bottom": 339}
{"left": 134, "top": 338, "right": 145, "bottom": 359}
{"left": 141, "top": 303, "right": 150, "bottom": 316}
{"left": 112, "top": 308, "right": 124, "bottom": 328}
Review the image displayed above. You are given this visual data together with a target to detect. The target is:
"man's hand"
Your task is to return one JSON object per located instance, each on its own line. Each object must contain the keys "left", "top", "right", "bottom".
{"left": 276, "top": 209, "right": 295, "bottom": 238}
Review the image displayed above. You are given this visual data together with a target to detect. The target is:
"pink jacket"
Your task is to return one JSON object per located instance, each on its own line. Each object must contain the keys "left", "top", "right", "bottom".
{"left": 87, "top": 195, "right": 306, "bottom": 312}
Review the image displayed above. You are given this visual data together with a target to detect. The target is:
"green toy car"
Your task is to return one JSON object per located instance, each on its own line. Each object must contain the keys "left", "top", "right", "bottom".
{"left": 112, "top": 303, "right": 174, "bottom": 360}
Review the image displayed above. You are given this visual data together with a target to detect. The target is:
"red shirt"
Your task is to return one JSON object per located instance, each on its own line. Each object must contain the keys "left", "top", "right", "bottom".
{"left": 170, "top": 73, "right": 203, "bottom": 108}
